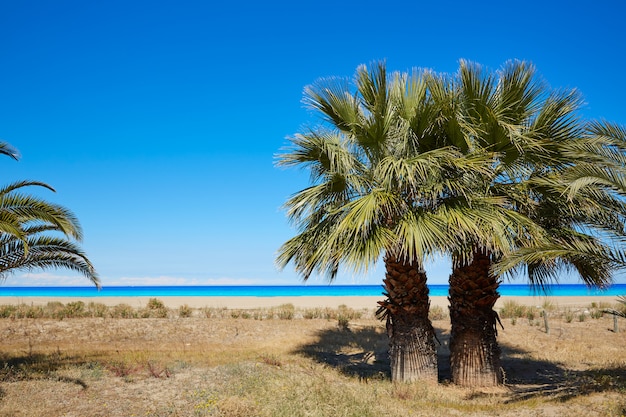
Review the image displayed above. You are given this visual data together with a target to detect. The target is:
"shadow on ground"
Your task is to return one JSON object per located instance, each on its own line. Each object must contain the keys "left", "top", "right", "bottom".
{"left": 500, "top": 343, "right": 626, "bottom": 403}
{"left": 292, "top": 324, "right": 391, "bottom": 380}
{"left": 0, "top": 352, "right": 89, "bottom": 389}
{"left": 294, "top": 324, "right": 626, "bottom": 401}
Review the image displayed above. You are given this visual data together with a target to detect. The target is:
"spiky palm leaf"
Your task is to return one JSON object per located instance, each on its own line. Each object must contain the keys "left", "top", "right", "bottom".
{"left": 0, "top": 180, "right": 83, "bottom": 240}
{"left": 0, "top": 233, "right": 99, "bottom": 287}
{"left": 435, "top": 60, "right": 626, "bottom": 386}
{"left": 0, "top": 141, "right": 98, "bottom": 287}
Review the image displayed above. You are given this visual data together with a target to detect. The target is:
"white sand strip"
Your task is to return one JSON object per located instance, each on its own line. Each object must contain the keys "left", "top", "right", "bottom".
{"left": 0, "top": 295, "right": 617, "bottom": 310}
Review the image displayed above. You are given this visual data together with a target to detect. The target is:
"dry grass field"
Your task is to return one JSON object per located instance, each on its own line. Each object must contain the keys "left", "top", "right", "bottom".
{"left": 0, "top": 300, "right": 624, "bottom": 416}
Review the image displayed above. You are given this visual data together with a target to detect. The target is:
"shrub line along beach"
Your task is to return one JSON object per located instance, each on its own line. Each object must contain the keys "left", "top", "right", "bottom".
{"left": 1, "top": 294, "right": 622, "bottom": 310}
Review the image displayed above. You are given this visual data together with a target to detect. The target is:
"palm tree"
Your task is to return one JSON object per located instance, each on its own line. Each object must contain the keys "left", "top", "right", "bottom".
{"left": 0, "top": 143, "right": 99, "bottom": 287}
{"left": 277, "top": 63, "right": 443, "bottom": 382}
{"left": 276, "top": 63, "right": 537, "bottom": 382}
{"left": 438, "top": 61, "right": 626, "bottom": 386}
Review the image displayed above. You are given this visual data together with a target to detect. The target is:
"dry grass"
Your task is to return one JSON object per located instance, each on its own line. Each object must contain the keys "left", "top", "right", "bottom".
{"left": 0, "top": 300, "right": 624, "bottom": 416}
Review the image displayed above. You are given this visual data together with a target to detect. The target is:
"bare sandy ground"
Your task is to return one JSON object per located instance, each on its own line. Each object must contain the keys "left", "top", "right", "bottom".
{"left": 1, "top": 294, "right": 613, "bottom": 309}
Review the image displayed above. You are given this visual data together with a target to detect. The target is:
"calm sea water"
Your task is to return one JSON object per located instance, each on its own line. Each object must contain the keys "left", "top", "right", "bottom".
{"left": 0, "top": 284, "right": 624, "bottom": 297}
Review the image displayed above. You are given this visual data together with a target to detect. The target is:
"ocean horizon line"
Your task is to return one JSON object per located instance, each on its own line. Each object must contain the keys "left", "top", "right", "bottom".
{"left": 0, "top": 283, "right": 624, "bottom": 298}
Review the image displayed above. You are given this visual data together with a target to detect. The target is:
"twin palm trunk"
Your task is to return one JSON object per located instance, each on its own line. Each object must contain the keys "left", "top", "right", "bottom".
{"left": 379, "top": 252, "right": 502, "bottom": 386}
{"left": 379, "top": 251, "right": 502, "bottom": 386}
{"left": 448, "top": 250, "right": 502, "bottom": 386}
{"left": 378, "top": 256, "right": 438, "bottom": 383}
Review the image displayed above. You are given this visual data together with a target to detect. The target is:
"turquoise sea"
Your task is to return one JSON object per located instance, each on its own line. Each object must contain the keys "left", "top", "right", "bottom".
{"left": 0, "top": 284, "right": 624, "bottom": 298}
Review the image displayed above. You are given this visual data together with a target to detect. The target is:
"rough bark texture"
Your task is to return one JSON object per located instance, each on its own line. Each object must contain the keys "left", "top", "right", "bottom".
{"left": 448, "top": 250, "right": 502, "bottom": 386}
{"left": 377, "top": 256, "right": 437, "bottom": 383}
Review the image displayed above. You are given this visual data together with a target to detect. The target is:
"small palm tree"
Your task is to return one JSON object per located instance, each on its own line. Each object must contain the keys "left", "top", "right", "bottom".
{"left": 0, "top": 142, "right": 99, "bottom": 287}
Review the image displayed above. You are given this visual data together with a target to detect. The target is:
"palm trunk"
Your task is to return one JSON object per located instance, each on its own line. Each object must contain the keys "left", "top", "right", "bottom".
{"left": 377, "top": 255, "right": 437, "bottom": 383}
{"left": 448, "top": 250, "right": 502, "bottom": 386}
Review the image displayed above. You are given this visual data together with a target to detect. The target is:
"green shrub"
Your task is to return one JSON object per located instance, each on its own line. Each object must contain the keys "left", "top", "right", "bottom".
{"left": 145, "top": 298, "right": 168, "bottom": 318}
{"left": 590, "top": 309, "right": 604, "bottom": 319}
{"left": 63, "top": 301, "right": 85, "bottom": 318}
{"left": 302, "top": 307, "right": 334, "bottom": 319}
{"left": 337, "top": 304, "right": 362, "bottom": 320}
{"left": 16, "top": 304, "right": 44, "bottom": 319}
{"left": 337, "top": 314, "right": 350, "bottom": 330}
{"left": 178, "top": 304, "right": 193, "bottom": 318}
{"left": 499, "top": 300, "right": 527, "bottom": 318}
{"left": 0, "top": 305, "right": 17, "bottom": 318}
{"left": 45, "top": 301, "right": 65, "bottom": 319}
{"left": 202, "top": 307, "right": 227, "bottom": 318}
{"left": 109, "top": 304, "right": 136, "bottom": 318}
{"left": 276, "top": 304, "right": 295, "bottom": 320}
{"left": 146, "top": 298, "right": 165, "bottom": 310}
{"left": 429, "top": 305, "right": 448, "bottom": 320}
{"left": 87, "top": 302, "right": 108, "bottom": 318}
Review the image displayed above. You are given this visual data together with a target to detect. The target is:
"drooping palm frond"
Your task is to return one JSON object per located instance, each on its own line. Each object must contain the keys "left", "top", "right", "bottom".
{"left": 0, "top": 141, "right": 98, "bottom": 287}
{"left": 492, "top": 236, "right": 624, "bottom": 290}
{"left": 0, "top": 233, "right": 99, "bottom": 287}
{"left": 0, "top": 180, "right": 83, "bottom": 241}
{"left": 0, "top": 142, "right": 19, "bottom": 160}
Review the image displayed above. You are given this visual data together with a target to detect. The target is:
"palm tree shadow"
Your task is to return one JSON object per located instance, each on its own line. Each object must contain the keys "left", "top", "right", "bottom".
{"left": 292, "top": 324, "right": 391, "bottom": 380}
{"left": 293, "top": 323, "right": 626, "bottom": 400}
{"left": 500, "top": 343, "right": 626, "bottom": 403}
{"left": 0, "top": 353, "right": 89, "bottom": 389}
{"left": 292, "top": 324, "right": 453, "bottom": 381}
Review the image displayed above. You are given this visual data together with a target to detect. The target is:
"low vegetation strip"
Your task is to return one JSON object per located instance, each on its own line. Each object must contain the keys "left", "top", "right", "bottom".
{"left": 0, "top": 299, "right": 624, "bottom": 416}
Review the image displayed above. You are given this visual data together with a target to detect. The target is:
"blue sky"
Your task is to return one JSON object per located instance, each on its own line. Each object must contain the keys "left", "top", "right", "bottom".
{"left": 1, "top": 0, "right": 625, "bottom": 286}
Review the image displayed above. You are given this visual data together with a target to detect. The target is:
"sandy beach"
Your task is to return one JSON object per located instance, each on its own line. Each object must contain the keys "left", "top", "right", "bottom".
{"left": 3, "top": 294, "right": 616, "bottom": 309}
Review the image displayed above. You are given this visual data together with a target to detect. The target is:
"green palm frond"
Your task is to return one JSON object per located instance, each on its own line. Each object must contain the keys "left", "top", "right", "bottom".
{"left": 0, "top": 234, "right": 99, "bottom": 287}
{"left": 303, "top": 77, "right": 363, "bottom": 136}
{"left": 0, "top": 180, "right": 83, "bottom": 241}
{"left": 278, "top": 60, "right": 626, "bottom": 290}
{"left": 493, "top": 234, "right": 625, "bottom": 288}
{"left": 0, "top": 180, "right": 56, "bottom": 195}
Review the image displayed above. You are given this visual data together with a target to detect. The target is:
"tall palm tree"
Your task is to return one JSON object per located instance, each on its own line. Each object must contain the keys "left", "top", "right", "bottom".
{"left": 277, "top": 63, "right": 443, "bottom": 382}
{"left": 438, "top": 61, "right": 626, "bottom": 386}
{"left": 0, "top": 142, "right": 99, "bottom": 287}
{"left": 493, "top": 121, "right": 626, "bottom": 291}
{"left": 277, "top": 63, "right": 537, "bottom": 382}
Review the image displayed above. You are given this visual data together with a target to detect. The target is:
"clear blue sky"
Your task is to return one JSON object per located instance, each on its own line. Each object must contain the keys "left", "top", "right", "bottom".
{"left": 1, "top": 0, "right": 625, "bottom": 286}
